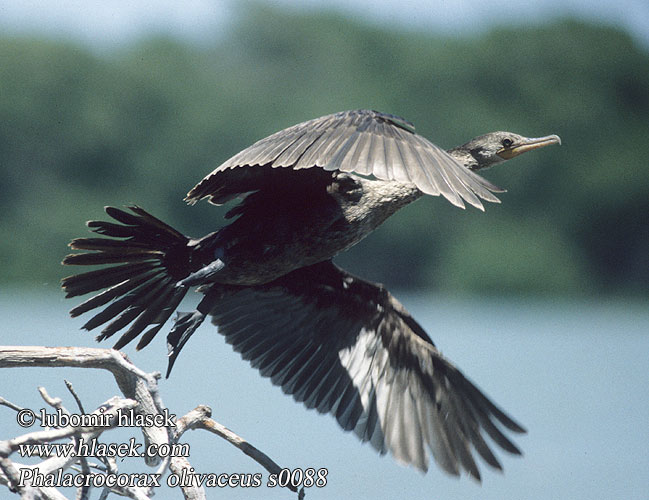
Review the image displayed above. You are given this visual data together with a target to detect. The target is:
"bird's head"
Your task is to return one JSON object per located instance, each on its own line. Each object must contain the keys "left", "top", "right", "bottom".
{"left": 450, "top": 132, "right": 561, "bottom": 171}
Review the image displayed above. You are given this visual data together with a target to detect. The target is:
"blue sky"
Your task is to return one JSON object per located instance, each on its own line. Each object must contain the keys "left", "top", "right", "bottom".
{"left": 1, "top": 0, "right": 648, "bottom": 48}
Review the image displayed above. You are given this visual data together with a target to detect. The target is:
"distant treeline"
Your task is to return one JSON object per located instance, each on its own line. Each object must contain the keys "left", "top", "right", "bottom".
{"left": 1, "top": 5, "right": 648, "bottom": 295}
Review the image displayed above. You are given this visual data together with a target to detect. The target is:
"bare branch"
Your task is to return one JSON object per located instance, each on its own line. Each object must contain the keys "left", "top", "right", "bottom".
{"left": 168, "top": 457, "right": 206, "bottom": 500}
{"left": 0, "top": 346, "right": 167, "bottom": 468}
{"left": 174, "top": 405, "right": 302, "bottom": 496}
{"left": 37, "top": 388, "right": 63, "bottom": 413}
{"left": 0, "top": 346, "right": 305, "bottom": 499}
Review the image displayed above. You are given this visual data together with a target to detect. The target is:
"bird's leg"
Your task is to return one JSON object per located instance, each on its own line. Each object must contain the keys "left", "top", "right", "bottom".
{"left": 165, "top": 292, "right": 219, "bottom": 377}
{"left": 177, "top": 259, "right": 225, "bottom": 287}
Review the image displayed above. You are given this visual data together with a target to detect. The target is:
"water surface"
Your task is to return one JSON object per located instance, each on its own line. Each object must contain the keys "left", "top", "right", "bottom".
{"left": 1, "top": 290, "right": 647, "bottom": 500}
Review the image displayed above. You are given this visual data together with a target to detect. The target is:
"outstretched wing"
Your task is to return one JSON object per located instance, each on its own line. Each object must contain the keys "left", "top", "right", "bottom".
{"left": 202, "top": 260, "right": 525, "bottom": 478}
{"left": 186, "top": 110, "right": 502, "bottom": 210}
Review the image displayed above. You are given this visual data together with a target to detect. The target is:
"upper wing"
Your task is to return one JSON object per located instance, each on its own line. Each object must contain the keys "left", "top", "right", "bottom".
{"left": 186, "top": 110, "right": 503, "bottom": 210}
{"left": 203, "top": 260, "right": 525, "bottom": 478}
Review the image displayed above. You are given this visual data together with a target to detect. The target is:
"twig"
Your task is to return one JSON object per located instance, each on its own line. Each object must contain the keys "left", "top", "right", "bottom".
{"left": 0, "top": 398, "right": 43, "bottom": 425}
{"left": 62, "top": 380, "right": 91, "bottom": 500}
{"left": 64, "top": 380, "right": 86, "bottom": 414}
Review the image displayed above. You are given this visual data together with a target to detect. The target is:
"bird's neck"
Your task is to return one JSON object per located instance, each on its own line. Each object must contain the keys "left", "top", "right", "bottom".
{"left": 338, "top": 177, "right": 422, "bottom": 237}
{"left": 445, "top": 147, "right": 480, "bottom": 170}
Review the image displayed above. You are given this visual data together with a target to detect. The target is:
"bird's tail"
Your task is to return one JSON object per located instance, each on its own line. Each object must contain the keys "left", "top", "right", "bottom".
{"left": 62, "top": 206, "right": 195, "bottom": 351}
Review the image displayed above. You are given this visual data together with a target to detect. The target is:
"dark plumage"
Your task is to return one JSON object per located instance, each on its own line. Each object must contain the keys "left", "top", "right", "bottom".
{"left": 62, "top": 109, "right": 560, "bottom": 479}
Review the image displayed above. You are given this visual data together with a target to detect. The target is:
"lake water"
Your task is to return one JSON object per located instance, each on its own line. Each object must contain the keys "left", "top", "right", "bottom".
{"left": 1, "top": 289, "right": 647, "bottom": 500}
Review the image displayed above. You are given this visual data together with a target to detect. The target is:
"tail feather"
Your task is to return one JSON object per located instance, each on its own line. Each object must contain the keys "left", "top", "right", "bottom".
{"left": 68, "top": 267, "right": 161, "bottom": 316}
{"left": 87, "top": 220, "right": 143, "bottom": 238}
{"left": 64, "top": 263, "right": 162, "bottom": 300}
{"left": 69, "top": 237, "right": 152, "bottom": 251}
{"left": 63, "top": 251, "right": 161, "bottom": 266}
{"left": 90, "top": 275, "right": 168, "bottom": 336}
{"left": 112, "top": 205, "right": 187, "bottom": 240}
{"left": 128, "top": 288, "right": 186, "bottom": 351}
{"left": 62, "top": 206, "right": 193, "bottom": 351}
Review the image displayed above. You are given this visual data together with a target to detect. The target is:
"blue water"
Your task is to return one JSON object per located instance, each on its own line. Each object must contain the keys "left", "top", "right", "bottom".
{"left": 1, "top": 290, "right": 647, "bottom": 500}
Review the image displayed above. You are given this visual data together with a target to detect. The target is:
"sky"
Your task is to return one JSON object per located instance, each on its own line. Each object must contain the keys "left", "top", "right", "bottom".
{"left": 0, "top": 0, "right": 648, "bottom": 49}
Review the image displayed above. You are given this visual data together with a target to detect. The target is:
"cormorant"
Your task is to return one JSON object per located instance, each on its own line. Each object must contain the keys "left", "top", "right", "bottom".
{"left": 62, "top": 109, "right": 560, "bottom": 479}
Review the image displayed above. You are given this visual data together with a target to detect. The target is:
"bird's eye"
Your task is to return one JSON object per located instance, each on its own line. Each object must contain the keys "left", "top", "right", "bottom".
{"left": 502, "top": 138, "right": 513, "bottom": 148}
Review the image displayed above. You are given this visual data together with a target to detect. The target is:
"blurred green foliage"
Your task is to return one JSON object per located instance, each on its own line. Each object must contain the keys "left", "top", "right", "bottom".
{"left": 1, "top": 5, "right": 648, "bottom": 296}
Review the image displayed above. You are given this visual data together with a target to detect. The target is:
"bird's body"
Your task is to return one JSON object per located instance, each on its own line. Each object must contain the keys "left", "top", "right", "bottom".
{"left": 185, "top": 173, "right": 421, "bottom": 285}
{"left": 62, "top": 109, "right": 560, "bottom": 479}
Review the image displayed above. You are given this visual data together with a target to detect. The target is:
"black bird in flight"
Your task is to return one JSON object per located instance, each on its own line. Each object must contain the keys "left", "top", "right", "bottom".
{"left": 62, "top": 109, "right": 560, "bottom": 479}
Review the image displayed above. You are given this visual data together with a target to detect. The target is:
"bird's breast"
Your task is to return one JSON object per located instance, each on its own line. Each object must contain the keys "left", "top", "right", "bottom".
{"left": 207, "top": 178, "right": 421, "bottom": 285}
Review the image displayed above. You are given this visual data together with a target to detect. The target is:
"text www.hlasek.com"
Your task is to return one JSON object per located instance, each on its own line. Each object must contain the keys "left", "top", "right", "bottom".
{"left": 18, "top": 439, "right": 329, "bottom": 489}
{"left": 18, "top": 437, "right": 189, "bottom": 459}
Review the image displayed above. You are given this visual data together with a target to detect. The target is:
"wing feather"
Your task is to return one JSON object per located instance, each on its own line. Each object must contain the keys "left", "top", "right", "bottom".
{"left": 186, "top": 110, "right": 501, "bottom": 209}
{"left": 203, "top": 260, "right": 525, "bottom": 478}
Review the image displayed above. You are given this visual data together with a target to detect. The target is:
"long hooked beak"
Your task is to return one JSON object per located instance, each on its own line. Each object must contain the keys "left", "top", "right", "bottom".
{"left": 498, "top": 134, "right": 562, "bottom": 159}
